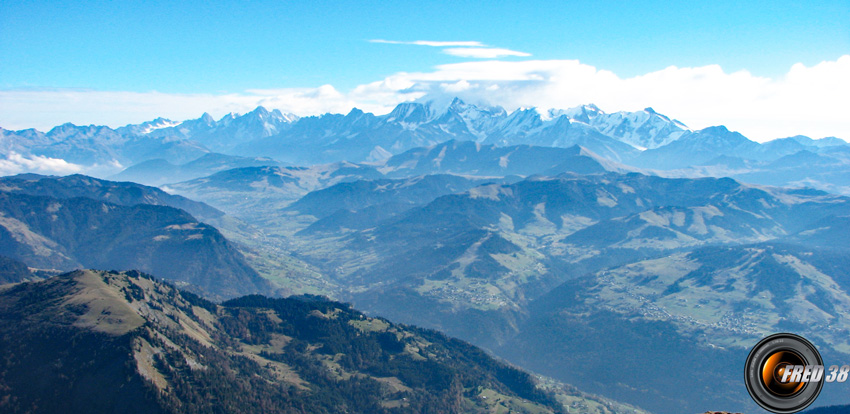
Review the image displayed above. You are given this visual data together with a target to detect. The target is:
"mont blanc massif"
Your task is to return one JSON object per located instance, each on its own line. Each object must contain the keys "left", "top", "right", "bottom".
{"left": 2, "top": 98, "right": 849, "bottom": 414}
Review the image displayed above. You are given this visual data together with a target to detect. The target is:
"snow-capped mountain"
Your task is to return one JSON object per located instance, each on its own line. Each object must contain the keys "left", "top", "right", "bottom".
{"left": 484, "top": 110, "right": 640, "bottom": 162}
{"left": 3, "top": 98, "right": 849, "bottom": 194}
{"left": 429, "top": 98, "right": 508, "bottom": 141}
{"left": 115, "top": 117, "right": 181, "bottom": 136}
{"left": 496, "top": 104, "right": 688, "bottom": 150}
{"left": 585, "top": 107, "right": 689, "bottom": 150}
{"left": 227, "top": 99, "right": 682, "bottom": 164}
{"left": 142, "top": 106, "right": 299, "bottom": 152}
{"left": 488, "top": 108, "right": 546, "bottom": 141}
{"left": 0, "top": 99, "right": 691, "bottom": 170}
{"left": 231, "top": 99, "right": 512, "bottom": 164}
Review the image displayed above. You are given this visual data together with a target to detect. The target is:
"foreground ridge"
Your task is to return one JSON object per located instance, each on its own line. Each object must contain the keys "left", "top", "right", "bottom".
{"left": 0, "top": 269, "right": 643, "bottom": 414}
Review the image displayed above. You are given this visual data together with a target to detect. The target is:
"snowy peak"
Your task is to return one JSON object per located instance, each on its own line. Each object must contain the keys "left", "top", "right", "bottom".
{"left": 433, "top": 99, "right": 502, "bottom": 139}
{"left": 643, "top": 107, "right": 687, "bottom": 129}
{"left": 553, "top": 104, "right": 604, "bottom": 124}
{"left": 154, "top": 112, "right": 216, "bottom": 138}
{"left": 583, "top": 107, "right": 690, "bottom": 150}
{"left": 117, "top": 106, "right": 299, "bottom": 152}
{"left": 127, "top": 106, "right": 298, "bottom": 139}
{"left": 117, "top": 117, "right": 180, "bottom": 135}
{"left": 241, "top": 106, "right": 299, "bottom": 125}
{"left": 479, "top": 104, "right": 689, "bottom": 151}
{"left": 377, "top": 99, "right": 507, "bottom": 141}
{"left": 499, "top": 108, "right": 545, "bottom": 134}
{"left": 118, "top": 99, "right": 693, "bottom": 158}
{"left": 444, "top": 97, "right": 506, "bottom": 119}
{"left": 217, "top": 112, "right": 237, "bottom": 124}
{"left": 144, "top": 117, "right": 180, "bottom": 132}
{"left": 232, "top": 106, "right": 297, "bottom": 130}
{"left": 384, "top": 102, "right": 432, "bottom": 125}
{"left": 250, "top": 105, "right": 270, "bottom": 117}
{"left": 272, "top": 109, "right": 299, "bottom": 123}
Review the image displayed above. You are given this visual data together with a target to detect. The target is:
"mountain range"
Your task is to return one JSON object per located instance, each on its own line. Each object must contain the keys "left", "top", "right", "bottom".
{"left": 6, "top": 167, "right": 847, "bottom": 412}
{"left": 254, "top": 171, "right": 850, "bottom": 413}
{"left": 3, "top": 98, "right": 850, "bottom": 413}
{"left": 3, "top": 98, "right": 847, "bottom": 196}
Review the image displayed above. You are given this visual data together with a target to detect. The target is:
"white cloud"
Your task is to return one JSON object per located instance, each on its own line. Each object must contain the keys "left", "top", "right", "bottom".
{"left": 349, "top": 56, "right": 850, "bottom": 141}
{"left": 0, "top": 152, "right": 83, "bottom": 176}
{"left": 371, "top": 39, "right": 531, "bottom": 60}
{"left": 441, "top": 80, "right": 473, "bottom": 93}
{"left": 369, "top": 39, "right": 486, "bottom": 47}
{"left": 1, "top": 55, "right": 849, "bottom": 142}
{"left": 443, "top": 47, "right": 531, "bottom": 59}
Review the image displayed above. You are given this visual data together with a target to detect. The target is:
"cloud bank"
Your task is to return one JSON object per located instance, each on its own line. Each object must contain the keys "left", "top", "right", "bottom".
{"left": 1, "top": 55, "right": 849, "bottom": 142}
{"left": 0, "top": 152, "right": 83, "bottom": 176}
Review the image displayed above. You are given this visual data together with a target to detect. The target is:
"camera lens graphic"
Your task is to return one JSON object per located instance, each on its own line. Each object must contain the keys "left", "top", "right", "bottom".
{"left": 762, "top": 350, "right": 806, "bottom": 396}
{"left": 745, "top": 333, "right": 824, "bottom": 414}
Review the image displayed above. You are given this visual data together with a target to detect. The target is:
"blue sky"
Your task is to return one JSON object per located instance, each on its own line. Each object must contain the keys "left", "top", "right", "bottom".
{"left": 1, "top": 0, "right": 849, "bottom": 140}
